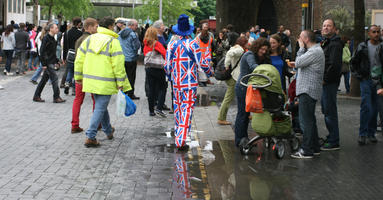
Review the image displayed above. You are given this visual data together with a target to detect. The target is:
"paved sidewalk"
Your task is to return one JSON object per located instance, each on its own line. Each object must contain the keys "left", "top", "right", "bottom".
{"left": 0, "top": 66, "right": 183, "bottom": 199}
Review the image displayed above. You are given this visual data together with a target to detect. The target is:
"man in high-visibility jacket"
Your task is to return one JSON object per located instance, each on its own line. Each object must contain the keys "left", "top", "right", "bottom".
{"left": 75, "top": 17, "right": 131, "bottom": 147}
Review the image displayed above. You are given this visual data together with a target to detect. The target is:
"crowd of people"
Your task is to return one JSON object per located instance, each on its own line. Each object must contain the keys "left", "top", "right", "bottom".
{"left": 1, "top": 14, "right": 383, "bottom": 156}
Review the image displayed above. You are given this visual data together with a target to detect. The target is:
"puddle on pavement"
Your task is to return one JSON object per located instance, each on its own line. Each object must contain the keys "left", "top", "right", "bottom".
{"left": 153, "top": 139, "right": 299, "bottom": 199}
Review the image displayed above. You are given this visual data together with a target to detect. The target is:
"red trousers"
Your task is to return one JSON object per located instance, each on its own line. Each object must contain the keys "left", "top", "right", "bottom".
{"left": 71, "top": 83, "right": 95, "bottom": 129}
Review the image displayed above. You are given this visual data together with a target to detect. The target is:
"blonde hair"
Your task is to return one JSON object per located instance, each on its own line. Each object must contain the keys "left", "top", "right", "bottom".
{"left": 144, "top": 27, "right": 158, "bottom": 46}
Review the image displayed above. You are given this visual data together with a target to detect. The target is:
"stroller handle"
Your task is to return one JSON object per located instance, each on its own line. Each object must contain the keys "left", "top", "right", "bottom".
{"left": 239, "top": 73, "right": 272, "bottom": 88}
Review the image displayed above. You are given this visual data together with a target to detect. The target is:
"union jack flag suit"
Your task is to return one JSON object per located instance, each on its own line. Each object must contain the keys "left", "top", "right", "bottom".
{"left": 164, "top": 36, "right": 212, "bottom": 148}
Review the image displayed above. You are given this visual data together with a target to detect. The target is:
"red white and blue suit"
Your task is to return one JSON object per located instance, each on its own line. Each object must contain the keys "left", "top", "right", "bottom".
{"left": 164, "top": 36, "right": 212, "bottom": 147}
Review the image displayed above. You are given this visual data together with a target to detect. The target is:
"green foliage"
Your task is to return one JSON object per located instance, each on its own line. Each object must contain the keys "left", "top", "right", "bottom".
{"left": 135, "top": 0, "right": 194, "bottom": 26}
{"left": 325, "top": 6, "right": 354, "bottom": 33}
{"left": 189, "top": 0, "right": 216, "bottom": 27}
{"left": 39, "top": 0, "right": 93, "bottom": 20}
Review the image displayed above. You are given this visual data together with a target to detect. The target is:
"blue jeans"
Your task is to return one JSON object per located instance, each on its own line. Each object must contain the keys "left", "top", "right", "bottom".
{"left": 3, "top": 50, "right": 14, "bottom": 72}
{"left": 85, "top": 94, "right": 113, "bottom": 140}
{"left": 299, "top": 94, "right": 320, "bottom": 155}
{"left": 65, "top": 62, "right": 74, "bottom": 84}
{"left": 31, "top": 63, "right": 43, "bottom": 82}
{"left": 342, "top": 72, "right": 350, "bottom": 93}
{"left": 359, "top": 79, "right": 377, "bottom": 137}
{"left": 321, "top": 83, "right": 339, "bottom": 145}
{"left": 234, "top": 84, "right": 249, "bottom": 146}
{"left": 27, "top": 52, "right": 39, "bottom": 70}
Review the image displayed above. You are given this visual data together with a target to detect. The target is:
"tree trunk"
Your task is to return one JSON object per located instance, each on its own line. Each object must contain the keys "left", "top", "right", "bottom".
{"left": 33, "top": 0, "right": 39, "bottom": 25}
{"left": 349, "top": 0, "right": 365, "bottom": 97}
{"left": 48, "top": 0, "right": 54, "bottom": 20}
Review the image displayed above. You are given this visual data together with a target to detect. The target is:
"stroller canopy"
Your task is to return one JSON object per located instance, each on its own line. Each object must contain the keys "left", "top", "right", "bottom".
{"left": 248, "top": 64, "right": 284, "bottom": 95}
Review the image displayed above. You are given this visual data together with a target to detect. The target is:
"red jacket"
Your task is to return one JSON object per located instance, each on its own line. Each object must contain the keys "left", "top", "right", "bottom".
{"left": 143, "top": 39, "right": 166, "bottom": 59}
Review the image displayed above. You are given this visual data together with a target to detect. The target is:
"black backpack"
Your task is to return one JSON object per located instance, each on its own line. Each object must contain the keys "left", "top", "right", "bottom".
{"left": 214, "top": 53, "right": 243, "bottom": 81}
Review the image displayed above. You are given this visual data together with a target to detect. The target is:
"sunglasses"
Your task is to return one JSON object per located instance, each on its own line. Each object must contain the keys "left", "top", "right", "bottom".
{"left": 371, "top": 31, "right": 380, "bottom": 33}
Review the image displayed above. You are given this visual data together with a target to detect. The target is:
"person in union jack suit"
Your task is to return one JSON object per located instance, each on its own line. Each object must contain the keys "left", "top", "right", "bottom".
{"left": 164, "top": 14, "right": 212, "bottom": 151}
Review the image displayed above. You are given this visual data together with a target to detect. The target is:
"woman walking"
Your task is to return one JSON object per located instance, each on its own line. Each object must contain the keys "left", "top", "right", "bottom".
{"left": 234, "top": 38, "right": 270, "bottom": 147}
{"left": 1, "top": 25, "right": 16, "bottom": 76}
{"left": 143, "top": 27, "right": 167, "bottom": 117}
{"left": 217, "top": 36, "right": 248, "bottom": 125}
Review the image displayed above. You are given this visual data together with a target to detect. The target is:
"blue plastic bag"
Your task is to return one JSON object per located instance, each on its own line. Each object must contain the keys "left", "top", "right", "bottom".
{"left": 116, "top": 90, "right": 136, "bottom": 117}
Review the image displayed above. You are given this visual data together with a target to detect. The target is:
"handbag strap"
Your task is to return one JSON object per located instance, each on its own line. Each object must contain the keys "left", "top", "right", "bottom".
{"left": 232, "top": 52, "right": 244, "bottom": 70}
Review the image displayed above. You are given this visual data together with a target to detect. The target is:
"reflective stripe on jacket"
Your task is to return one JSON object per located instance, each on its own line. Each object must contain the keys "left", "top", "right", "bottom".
{"left": 74, "top": 27, "right": 131, "bottom": 95}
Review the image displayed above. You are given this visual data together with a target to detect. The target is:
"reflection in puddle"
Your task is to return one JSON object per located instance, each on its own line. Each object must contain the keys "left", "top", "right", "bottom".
{"left": 173, "top": 153, "right": 192, "bottom": 199}
{"left": 206, "top": 140, "right": 297, "bottom": 200}
{"left": 162, "top": 138, "right": 299, "bottom": 199}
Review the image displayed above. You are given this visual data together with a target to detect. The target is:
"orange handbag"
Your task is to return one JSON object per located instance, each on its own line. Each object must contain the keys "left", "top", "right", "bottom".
{"left": 245, "top": 86, "right": 264, "bottom": 113}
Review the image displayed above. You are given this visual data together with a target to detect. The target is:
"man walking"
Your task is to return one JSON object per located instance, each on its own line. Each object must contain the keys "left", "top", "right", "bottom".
{"left": 290, "top": 30, "right": 325, "bottom": 159}
{"left": 63, "top": 17, "right": 83, "bottom": 95}
{"left": 118, "top": 19, "right": 141, "bottom": 100}
{"left": 351, "top": 25, "right": 382, "bottom": 145}
{"left": 71, "top": 18, "right": 99, "bottom": 134}
{"left": 320, "top": 19, "right": 343, "bottom": 151}
{"left": 165, "top": 14, "right": 212, "bottom": 151}
{"left": 75, "top": 17, "right": 131, "bottom": 147}
{"left": 14, "top": 23, "right": 29, "bottom": 75}
{"left": 32, "top": 23, "right": 65, "bottom": 103}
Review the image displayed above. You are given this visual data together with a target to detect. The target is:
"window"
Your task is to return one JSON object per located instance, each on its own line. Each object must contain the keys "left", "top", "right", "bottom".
{"left": 22, "top": 0, "right": 24, "bottom": 14}
{"left": 8, "top": 0, "right": 12, "bottom": 12}
{"left": 18, "top": 0, "right": 21, "bottom": 13}
{"left": 13, "top": 0, "right": 16, "bottom": 13}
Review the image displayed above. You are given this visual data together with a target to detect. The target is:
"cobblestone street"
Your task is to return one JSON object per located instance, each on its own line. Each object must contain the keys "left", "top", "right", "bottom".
{"left": 0, "top": 66, "right": 180, "bottom": 199}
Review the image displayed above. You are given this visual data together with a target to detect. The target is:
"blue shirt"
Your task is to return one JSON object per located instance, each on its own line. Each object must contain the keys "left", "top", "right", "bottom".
{"left": 271, "top": 55, "right": 285, "bottom": 89}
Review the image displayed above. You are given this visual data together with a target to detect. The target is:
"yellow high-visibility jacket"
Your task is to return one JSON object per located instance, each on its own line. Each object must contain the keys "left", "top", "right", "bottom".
{"left": 74, "top": 27, "right": 131, "bottom": 95}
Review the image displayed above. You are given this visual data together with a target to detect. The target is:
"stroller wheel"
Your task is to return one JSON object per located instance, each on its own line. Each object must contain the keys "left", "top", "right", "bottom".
{"left": 274, "top": 141, "right": 285, "bottom": 159}
{"left": 290, "top": 137, "right": 300, "bottom": 152}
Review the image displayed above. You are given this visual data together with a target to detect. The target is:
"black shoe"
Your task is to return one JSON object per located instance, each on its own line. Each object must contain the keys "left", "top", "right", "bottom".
{"left": 154, "top": 109, "right": 167, "bottom": 118}
{"left": 321, "top": 143, "right": 340, "bottom": 151}
{"left": 129, "top": 95, "right": 140, "bottom": 100}
{"left": 149, "top": 112, "right": 156, "bottom": 116}
{"left": 368, "top": 135, "right": 378, "bottom": 143}
{"left": 30, "top": 80, "right": 38, "bottom": 85}
{"left": 64, "top": 84, "right": 69, "bottom": 95}
{"left": 162, "top": 104, "right": 171, "bottom": 111}
{"left": 177, "top": 144, "right": 190, "bottom": 152}
{"left": 16, "top": 71, "right": 19, "bottom": 75}
{"left": 358, "top": 136, "right": 367, "bottom": 145}
{"left": 291, "top": 149, "right": 313, "bottom": 159}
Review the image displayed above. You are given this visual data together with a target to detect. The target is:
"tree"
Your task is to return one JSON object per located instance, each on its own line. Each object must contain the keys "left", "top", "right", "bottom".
{"left": 325, "top": 6, "right": 353, "bottom": 35}
{"left": 135, "top": 0, "right": 194, "bottom": 26}
{"left": 349, "top": 0, "right": 365, "bottom": 97}
{"left": 189, "top": 0, "right": 216, "bottom": 28}
{"left": 39, "top": 0, "right": 93, "bottom": 22}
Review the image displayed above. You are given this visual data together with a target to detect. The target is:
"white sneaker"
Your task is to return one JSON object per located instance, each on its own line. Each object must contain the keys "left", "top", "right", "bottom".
{"left": 3, "top": 70, "right": 6, "bottom": 75}
{"left": 0, "top": 85, "right": 4, "bottom": 90}
{"left": 6, "top": 72, "right": 13, "bottom": 76}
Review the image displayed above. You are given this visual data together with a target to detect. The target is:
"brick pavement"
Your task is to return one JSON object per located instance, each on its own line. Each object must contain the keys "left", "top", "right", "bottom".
{"left": 0, "top": 66, "right": 185, "bottom": 199}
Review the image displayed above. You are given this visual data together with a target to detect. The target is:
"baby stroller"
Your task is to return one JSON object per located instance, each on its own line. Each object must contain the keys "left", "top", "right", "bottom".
{"left": 239, "top": 64, "right": 300, "bottom": 159}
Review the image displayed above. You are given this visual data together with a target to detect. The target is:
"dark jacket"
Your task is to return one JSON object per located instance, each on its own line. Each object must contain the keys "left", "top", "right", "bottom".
{"left": 63, "top": 27, "right": 83, "bottom": 60}
{"left": 278, "top": 32, "right": 290, "bottom": 48}
{"left": 74, "top": 32, "right": 91, "bottom": 53}
{"left": 236, "top": 50, "right": 271, "bottom": 87}
{"left": 351, "top": 40, "right": 373, "bottom": 80}
{"left": 321, "top": 34, "right": 343, "bottom": 85}
{"left": 14, "top": 30, "right": 29, "bottom": 50}
{"left": 40, "top": 34, "right": 59, "bottom": 66}
{"left": 371, "top": 41, "right": 383, "bottom": 88}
